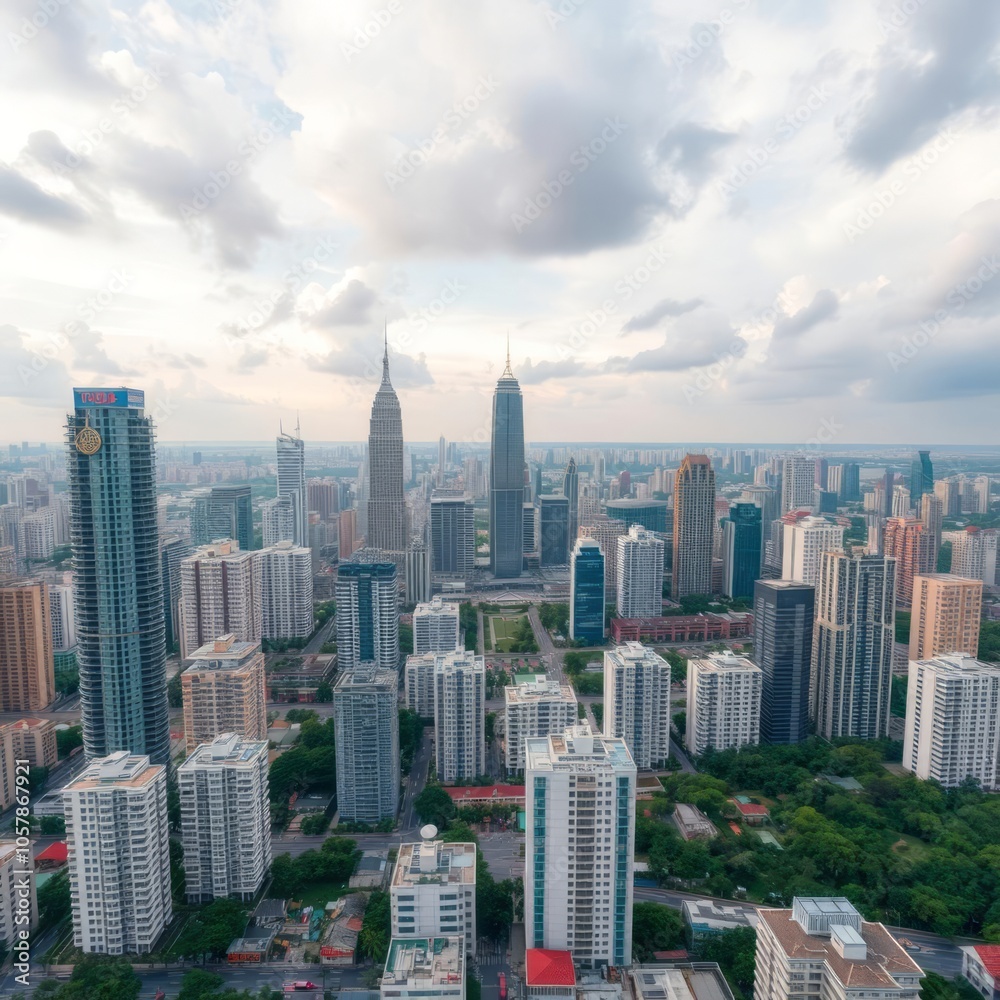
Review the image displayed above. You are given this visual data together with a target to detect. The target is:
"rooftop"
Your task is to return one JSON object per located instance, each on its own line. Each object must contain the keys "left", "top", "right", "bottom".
{"left": 525, "top": 948, "right": 576, "bottom": 987}
{"left": 392, "top": 841, "right": 476, "bottom": 887}
{"left": 690, "top": 652, "right": 761, "bottom": 675}
{"left": 186, "top": 634, "right": 262, "bottom": 667}
{"left": 414, "top": 597, "right": 460, "bottom": 616}
{"left": 969, "top": 945, "right": 1000, "bottom": 979}
{"left": 67, "top": 751, "right": 162, "bottom": 791}
{"left": 380, "top": 937, "right": 464, "bottom": 989}
{"left": 505, "top": 675, "right": 576, "bottom": 704}
{"left": 443, "top": 784, "right": 526, "bottom": 803}
{"left": 526, "top": 725, "right": 636, "bottom": 773}
{"left": 630, "top": 964, "right": 736, "bottom": 1000}
{"left": 179, "top": 733, "right": 268, "bottom": 769}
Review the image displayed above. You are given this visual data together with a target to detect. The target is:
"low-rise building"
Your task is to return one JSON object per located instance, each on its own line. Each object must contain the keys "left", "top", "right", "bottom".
{"left": 682, "top": 900, "right": 759, "bottom": 943}
{"left": 962, "top": 944, "right": 1000, "bottom": 1000}
{"left": 631, "top": 964, "right": 736, "bottom": 1000}
{"left": 380, "top": 936, "right": 465, "bottom": 999}
{"left": 674, "top": 804, "right": 718, "bottom": 841}
{"left": 525, "top": 948, "right": 575, "bottom": 997}
{"left": 1, "top": 717, "right": 57, "bottom": 767}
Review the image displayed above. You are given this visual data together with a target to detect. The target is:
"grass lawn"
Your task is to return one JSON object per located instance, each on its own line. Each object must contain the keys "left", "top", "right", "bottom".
{"left": 293, "top": 879, "right": 352, "bottom": 913}
{"left": 889, "top": 832, "right": 930, "bottom": 860}
{"left": 489, "top": 615, "right": 529, "bottom": 653}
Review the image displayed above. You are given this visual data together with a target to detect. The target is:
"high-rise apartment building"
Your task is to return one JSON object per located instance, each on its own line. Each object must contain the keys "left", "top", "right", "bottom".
{"left": 64, "top": 752, "right": 171, "bottom": 954}
{"left": 812, "top": 553, "right": 896, "bottom": 740}
{"left": 672, "top": 455, "right": 715, "bottom": 597}
{"left": 781, "top": 515, "right": 845, "bottom": 588}
{"left": 335, "top": 562, "right": 399, "bottom": 672}
{"left": 948, "top": 526, "right": 998, "bottom": 587}
{"left": 721, "top": 503, "right": 762, "bottom": 601}
{"left": 781, "top": 456, "right": 816, "bottom": 514}
{"left": 261, "top": 496, "right": 295, "bottom": 547}
{"left": 334, "top": 665, "right": 400, "bottom": 824}
{"left": 22, "top": 509, "right": 54, "bottom": 560}
{"left": 884, "top": 517, "right": 935, "bottom": 607}
{"left": 563, "top": 458, "right": 579, "bottom": 544}
{"left": 579, "top": 516, "right": 626, "bottom": 596}
{"left": 413, "top": 597, "right": 461, "bottom": 654}
{"left": 276, "top": 426, "right": 308, "bottom": 548}
{"left": 908, "top": 574, "right": 982, "bottom": 662}
{"left": 536, "top": 494, "right": 570, "bottom": 566}
{"left": 405, "top": 538, "right": 432, "bottom": 605}
{"left": 181, "top": 634, "right": 267, "bottom": 752}
{"left": 47, "top": 580, "right": 76, "bottom": 652}
{"left": 307, "top": 478, "right": 340, "bottom": 523}
{"left": 179, "top": 541, "right": 262, "bottom": 660}
{"left": 178, "top": 733, "right": 270, "bottom": 903}
{"left": 920, "top": 493, "right": 943, "bottom": 564}
{"left": 570, "top": 538, "right": 605, "bottom": 644}
{"left": 504, "top": 674, "right": 577, "bottom": 774}
{"left": 434, "top": 650, "right": 486, "bottom": 783}
{"left": 753, "top": 580, "right": 814, "bottom": 745}
{"left": 1, "top": 716, "right": 58, "bottom": 767}
{"left": 0, "top": 840, "right": 38, "bottom": 949}
{"left": 602, "top": 642, "right": 671, "bottom": 770}
{"left": 686, "top": 652, "right": 762, "bottom": 754}
{"left": 192, "top": 484, "right": 254, "bottom": 551}
{"left": 0, "top": 580, "right": 55, "bottom": 712}
{"left": 903, "top": 654, "right": 1000, "bottom": 790}
{"left": 404, "top": 652, "right": 438, "bottom": 719}
{"left": 489, "top": 349, "right": 526, "bottom": 578}
{"left": 525, "top": 726, "right": 636, "bottom": 968}
{"left": 160, "top": 536, "right": 191, "bottom": 649}
{"left": 67, "top": 388, "right": 169, "bottom": 765}
{"left": 429, "top": 495, "right": 475, "bottom": 579}
{"left": 367, "top": 343, "right": 408, "bottom": 556}
{"left": 259, "top": 541, "right": 313, "bottom": 641}
{"left": 935, "top": 478, "right": 961, "bottom": 517}
{"left": 616, "top": 525, "right": 664, "bottom": 618}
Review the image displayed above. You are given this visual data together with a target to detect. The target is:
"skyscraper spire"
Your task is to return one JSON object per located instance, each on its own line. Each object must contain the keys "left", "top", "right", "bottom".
{"left": 382, "top": 319, "right": 391, "bottom": 385}
{"left": 368, "top": 320, "right": 407, "bottom": 554}
{"left": 502, "top": 331, "right": 513, "bottom": 377}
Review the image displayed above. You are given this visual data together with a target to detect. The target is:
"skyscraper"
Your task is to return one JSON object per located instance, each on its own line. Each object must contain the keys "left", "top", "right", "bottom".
{"left": 276, "top": 425, "right": 307, "bottom": 548}
{"left": 840, "top": 462, "right": 861, "bottom": 503}
{"left": 563, "top": 457, "right": 579, "bottom": 543}
{"left": 192, "top": 484, "right": 254, "bottom": 551}
{"left": 908, "top": 574, "right": 982, "bottom": 661}
{"left": 0, "top": 580, "right": 55, "bottom": 712}
{"left": 721, "top": 502, "right": 762, "bottom": 601}
{"left": 536, "top": 494, "right": 570, "bottom": 566}
{"left": 429, "top": 495, "right": 475, "bottom": 579}
{"left": 434, "top": 650, "right": 486, "bottom": 783}
{"left": 504, "top": 674, "right": 577, "bottom": 773}
{"left": 489, "top": 346, "right": 526, "bottom": 578}
{"left": 335, "top": 562, "right": 399, "bottom": 672}
{"left": 781, "top": 456, "right": 815, "bottom": 514}
{"left": 686, "top": 652, "right": 762, "bottom": 754}
{"left": 259, "top": 541, "right": 313, "bottom": 641}
{"left": 67, "top": 388, "right": 169, "bottom": 765}
{"left": 920, "top": 493, "right": 943, "bottom": 565}
{"left": 910, "top": 450, "right": 933, "bottom": 503}
{"left": 947, "top": 526, "right": 998, "bottom": 586}
{"left": 672, "top": 454, "right": 715, "bottom": 597}
{"left": 883, "top": 517, "right": 934, "bottom": 607}
{"left": 812, "top": 553, "right": 895, "bottom": 740}
{"left": 616, "top": 525, "right": 665, "bottom": 618}
{"left": 367, "top": 338, "right": 407, "bottom": 555}
{"left": 160, "top": 535, "right": 191, "bottom": 650}
{"left": 753, "top": 580, "right": 814, "bottom": 745}
{"left": 261, "top": 496, "right": 295, "bottom": 547}
{"left": 781, "top": 515, "right": 845, "bottom": 588}
{"left": 569, "top": 538, "right": 605, "bottom": 644}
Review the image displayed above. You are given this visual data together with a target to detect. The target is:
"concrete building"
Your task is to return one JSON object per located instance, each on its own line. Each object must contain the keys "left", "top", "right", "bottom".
{"left": 178, "top": 734, "right": 270, "bottom": 904}
{"left": 191, "top": 484, "right": 254, "bottom": 552}
{"left": 276, "top": 427, "right": 308, "bottom": 548}
{"left": 603, "top": 642, "right": 671, "bottom": 770}
{"left": 579, "top": 516, "right": 627, "bottom": 596}
{"left": 434, "top": 650, "right": 486, "bottom": 783}
{"left": 682, "top": 899, "right": 759, "bottom": 942}
{"left": 336, "top": 562, "right": 399, "bottom": 673}
{"left": 616, "top": 525, "right": 665, "bottom": 619}
{"left": 64, "top": 752, "right": 172, "bottom": 954}
{"left": 686, "top": 652, "right": 762, "bottom": 755}
{"left": 0, "top": 840, "right": 38, "bottom": 954}
{"left": 673, "top": 455, "right": 716, "bottom": 598}
{"left": 429, "top": 495, "right": 475, "bottom": 580}
{"left": 179, "top": 541, "right": 262, "bottom": 660}
{"left": 754, "top": 897, "right": 923, "bottom": 1000}
{"left": 404, "top": 653, "right": 437, "bottom": 719}
{"left": 504, "top": 674, "right": 577, "bottom": 774}
{"left": 569, "top": 538, "right": 605, "bottom": 644}
{"left": 390, "top": 840, "right": 477, "bottom": 955}
{"left": 47, "top": 581, "right": 76, "bottom": 653}
{"left": 525, "top": 725, "right": 636, "bottom": 968}
{"left": 781, "top": 456, "right": 817, "bottom": 514}
{"left": 160, "top": 536, "right": 191, "bottom": 649}
{"left": 903, "top": 654, "right": 1000, "bottom": 790}
{"left": 631, "top": 965, "right": 736, "bottom": 1000}
{"left": 0, "top": 580, "right": 55, "bottom": 712}
{"left": 380, "top": 936, "right": 465, "bottom": 999}
{"left": 1, "top": 716, "right": 57, "bottom": 767}
{"left": 181, "top": 634, "right": 267, "bottom": 753}
{"left": 884, "top": 517, "right": 935, "bottom": 607}
{"left": 908, "top": 574, "right": 982, "bottom": 661}
{"left": 605, "top": 498, "right": 670, "bottom": 534}
{"left": 962, "top": 945, "right": 1000, "bottom": 1000}
{"left": 781, "top": 516, "right": 845, "bottom": 589}
{"left": 333, "top": 665, "right": 400, "bottom": 824}
{"left": 413, "top": 597, "right": 461, "bottom": 654}
{"left": 948, "top": 526, "right": 998, "bottom": 587}
{"left": 259, "top": 541, "right": 313, "bottom": 641}
{"left": 536, "top": 494, "right": 571, "bottom": 567}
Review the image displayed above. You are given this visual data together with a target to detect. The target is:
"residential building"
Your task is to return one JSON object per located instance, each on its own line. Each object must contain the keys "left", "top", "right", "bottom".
{"left": 434, "top": 650, "right": 486, "bottom": 783}
{"left": 686, "top": 652, "right": 762, "bottom": 754}
{"left": 962, "top": 945, "right": 1000, "bottom": 1000}
{"left": 380, "top": 936, "right": 464, "bottom": 999}
{"left": 525, "top": 725, "right": 636, "bottom": 968}
{"left": 178, "top": 733, "right": 270, "bottom": 903}
{"left": 160, "top": 536, "right": 191, "bottom": 649}
{"left": 336, "top": 562, "right": 399, "bottom": 672}
{"left": 1, "top": 716, "right": 57, "bottom": 767}
{"left": 884, "top": 517, "right": 935, "bottom": 607}
{"left": 259, "top": 541, "right": 313, "bottom": 641}
{"left": 569, "top": 538, "right": 605, "bottom": 643}
{"left": 908, "top": 574, "right": 982, "bottom": 661}
{"left": 48, "top": 580, "right": 75, "bottom": 652}
{"left": 64, "top": 752, "right": 172, "bottom": 954}
{"left": 404, "top": 652, "right": 437, "bottom": 719}
{"left": 390, "top": 840, "right": 477, "bottom": 955}
{"left": 413, "top": 597, "right": 461, "bottom": 654}
{"left": 781, "top": 516, "right": 845, "bottom": 589}
{"left": 536, "top": 494, "right": 570, "bottom": 566}
{"left": 920, "top": 493, "right": 944, "bottom": 564}
{"left": 504, "top": 674, "right": 577, "bottom": 774}
{"left": 781, "top": 456, "right": 816, "bottom": 514}
{"left": 0, "top": 840, "right": 38, "bottom": 951}
{"left": 339, "top": 508, "right": 358, "bottom": 560}
{"left": 616, "top": 525, "right": 664, "bottom": 618}
{"left": 429, "top": 495, "right": 475, "bottom": 579}
{"left": 948, "top": 527, "right": 998, "bottom": 587}
{"left": 579, "top": 516, "right": 626, "bottom": 596}
{"left": 935, "top": 478, "right": 961, "bottom": 517}
{"left": 903, "top": 654, "right": 1000, "bottom": 789}
{"left": 754, "top": 897, "right": 923, "bottom": 1000}
{"left": 192, "top": 484, "right": 254, "bottom": 551}
{"left": 603, "top": 642, "right": 671, "bottom": 770}
{"left": 721, "top": 503, "right": 762, "bottom": 601}
{"left": 333, "top": 665, "right": 400, "bottom": 824}
{"left": 673, "top": 455, "right": 716, "bottom": 597}
{"left": 261, "top": 496, "right": 295, "bottom": 547}
{"left": 22, "top": 509, "right": 54, "bottom": 560}
{"left": 0, "top": 580, "right": 55, "bottom": 712}
{"left": 812, "top": 553, "right": 896, "bottom": 740}
{"left": 367, "top": 344, "right": 408, "bottom": 556}
{"left": 605, "top": 499, "right": 670, "bottom": 534}
{"left": 181, "top": 634, "right": 267, "bottom": 752}
{"left": 276, "top": 426, "right": 308, "bottom": 548}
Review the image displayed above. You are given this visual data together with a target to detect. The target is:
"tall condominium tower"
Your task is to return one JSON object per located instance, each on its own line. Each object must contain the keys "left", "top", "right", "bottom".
{"left": 504, "top": 674, "right": 577, "bottom": 774}
{"left": 883, "top": 517, "right": 934, "bottom": 607}
{"left": 782, "top": 515, "right": 845, "bottom": 589}
{"left": 563, "top": 458, "right": 579, "bottom": 543}
{"left": 259, "top": 541, "right": 313, "bottom": 641}
{"left": 429, "top": 494, "right": 475, "bottom": 579}
{"left": 0, "top": 840, "right": 38, "bottom": 944}
{"left": 570, "top": 538, "right": 605, "bottom": 644}
{"left": 64, "top": 752, "right": 171, "bottom": 954}
{"left": 192, "top": 484, "right": 254, "bottom": 551}
{"left": 335, "top": 562, "right": 399, "bottom": 672}
{"left": 434, "top": 650, "right": 486, "bottom": 783}
{"left": 276, "top": 425, "right": 307, "bottom": 548}
{"left": 812, "top": 553, "right": 896, "bottom": 740}
{"left": 603, "top": 642, "right": 671, "bottom": 769}
{"left": 413, "top": 596, "right": 461, "bottom": 654}
{"left": 910, "top": 450, "right": 933, "bottom": 503}
{"left": 908, "top": 574, "right": 982, "bottom": 661}
{"left": 67, "top": 388, "right": 169, "bottom": 765}
{"left": 947, "top": 526, "right": 998, "bottom": 586}
{"left": 160, "top": 536, "right": 191, "bottom": 649}
{"left": 367, "top": 340, "right": 407, "bottom": 554}
{"left": 616, "top": 525, "right": 665, "bottom": 618}
{"left": 261, "top": 496, "right": 295, "bottom": 547}
{"left": 721, "top": 502, "right": 762, "bottom": 601}
{"left": 781, "top": 456, "right": 816, "bottom": 514}
{"left": 489, "top": 347, "right": 526, "bottom": 578}
{"left": 0, "top": 580, "right": 55, "bottom": 711}
{"left": 333, "top": 664, "right": 400, "bottom": 824}
{"left": 178, "top": 733, "right": 270, "bottom": 904}
{"left": 753, "top": 580, "right": 814, "bottom": 745}
{"left": 686, "top": 651, "right": 762, "bottom": 754}
{"left": 525, "top": 725, "right": 636, "bottom": 968}
{"left": 672, "top": 454, "right": 715, "bottom": 597}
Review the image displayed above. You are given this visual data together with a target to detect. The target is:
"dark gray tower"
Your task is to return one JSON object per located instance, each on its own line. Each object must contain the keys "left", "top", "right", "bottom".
{"left": 489, "top": 343, "right": 526, "bottom": 578}
{"left": 563, "top": 457, "right": 579, "bottom": 544}
{"left": 367, "top": 330, "right": 407, "bottom": 554}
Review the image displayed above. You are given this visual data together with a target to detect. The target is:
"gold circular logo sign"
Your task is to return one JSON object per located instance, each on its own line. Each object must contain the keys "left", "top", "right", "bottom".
{"left": 75, "top": 427, "right": 102, "bottom": 455}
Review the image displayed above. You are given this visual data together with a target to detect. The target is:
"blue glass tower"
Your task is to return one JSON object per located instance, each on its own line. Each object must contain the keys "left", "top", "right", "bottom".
{"left": 335, "top": 562, "right": 399, "bottom": 672}
{"left": 570, "top": 538, "right": 605, "bottom": 643}
{"left": 721, "top": 502, "right": 762, "bottom": 601}
{"left": 67, "top": 387, "right": 170, "bottom": 765}
{"left": 489, "top": 346, "right": 526, "bottom": 578}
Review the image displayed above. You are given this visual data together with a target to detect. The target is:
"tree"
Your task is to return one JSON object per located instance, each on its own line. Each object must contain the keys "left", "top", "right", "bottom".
{"left": 170, "top": 837, "right": 186, "bottom": 903}
{"left": 631, "top": 902, "right": 685, "bottom": 960}
{"left": 415, "top": 784, "right": 456, "bottom": 828}
{"left": 269, "top": 854, "right": 301, "bottom": 898}
{"left": 168, "top": 672, "right": 183, "bottom": 707}
{"left": 358, "top": 889, "right": 391, "bottom": 963}
{"left": 314, "top": 681, "right": 333, "bottom": 702}
{"left": 300, "top": 813, "right": 329, "bottom": 835}
{"left": 698, "top": 927, "right": 757, "bottom": 999}
{"left": 174, "top": 899, "right": 248, "bottom": 962}
{"left": 177, "top": 969, "right": 225, "bottom": 1000}
{"left": 40, "top": 815, "right": 65, "bottom": 835}
{"left": 36, "top": 956, "right": 141, "bottom": 1000}
{"left": 56, "top": 726, "right": 83, "bottom": 759}
{"left": 38, "top": 870, "right": 70, "bottom": 933}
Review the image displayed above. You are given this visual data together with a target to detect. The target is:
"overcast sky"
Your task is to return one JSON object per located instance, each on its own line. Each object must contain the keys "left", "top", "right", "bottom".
{"left": 1, "top": 0, "right": 998, "bottom": 446}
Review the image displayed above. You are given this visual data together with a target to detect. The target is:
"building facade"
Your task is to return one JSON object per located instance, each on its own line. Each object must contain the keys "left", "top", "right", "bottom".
{"left": 616, "top": 525, "right": 664, "bottom": 619}
{"left": 413, "top": 596, "right": 461, "bottom": 654}
{"left": 489, "top": 352, "right": 526, "bottom": 578}
{"left": 673, "top": 455, "right": 716, "bottom": 597}
{"left": 367, "top": 346, "right": 408, "bottom": 556}
{"left": 335, "top": 562, "right": 399, "bottom": 672}
{"left": 429, "top": 495, "right": 475, "bottom": 579}
{"left": 569, "top": 538, "right": 605, "bottom": 644}
{"left": 908, "top": 574, "right": 982, "bottom": 661}
{"left": 602, "top": 642, "right": 671, "bottom": 770}
{"left": 259, "top": 541, "right": 313, "bottom": 641}
{"left": 505, "top": 674, "right": 578, "bottom": 774}
{"left": 192, "top": 484, "right": 254, "bottom": 551}
{"left": 884, "top": 517, "right": 935, "bottom": 607}
{"left": 276, "top": 428, "right": 308, "bottom": 548}
{"left": 781, "top": 456, "right": 817, "bottom": 514}
{"left": 721, "top": 502, "right": 762, "bottom": 601}
{"left": 434, "top": 650, "right": 486, "bottom": 783}
{"left": 781, "top": 516, "right": 845, "bottom": 589}
{"left": 0, "top": 580, "right": 55, "bottom": 712}
{"left": 686, "top": 652, "right": 762, "bottom": 755}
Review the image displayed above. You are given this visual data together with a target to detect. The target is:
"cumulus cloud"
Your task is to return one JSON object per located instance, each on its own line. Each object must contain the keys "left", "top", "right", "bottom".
{"left": 621, "top": 297, "right": 703, "bottom": 333}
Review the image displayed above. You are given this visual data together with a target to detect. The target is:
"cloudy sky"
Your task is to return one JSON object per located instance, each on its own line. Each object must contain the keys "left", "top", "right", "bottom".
{"left": 1, "top": 0, "right": 998, "bottom": 446}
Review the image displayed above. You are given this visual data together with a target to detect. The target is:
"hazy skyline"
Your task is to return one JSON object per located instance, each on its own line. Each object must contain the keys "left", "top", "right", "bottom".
{"left": 1, "top": 1, "right": 998, "bottom": 446}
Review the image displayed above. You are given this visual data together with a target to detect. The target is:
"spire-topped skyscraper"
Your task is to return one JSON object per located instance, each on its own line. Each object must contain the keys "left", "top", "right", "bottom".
{"left": 489, "top": 340, "right": 526, "bottom": 578}
{"left": 367, "top": 327, "right": 407, "bottom": 554}
{"left": 276, "top": 417, "right": 307, "bottom": 547}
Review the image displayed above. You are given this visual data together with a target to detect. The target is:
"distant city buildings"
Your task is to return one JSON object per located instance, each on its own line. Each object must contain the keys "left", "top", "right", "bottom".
{"left": 570, "top": 538, "right": 605, "bottom": 643}
{"left": 781, "top": 456, "right": 816, "bottom": 514}
{"left": 603, "top": 643, "right": 671, "bottom": 770}
{"left": 884, "top": 517, "right": 934, "bottom": 607}
{"left": 504, "top": 674, "right": 577, "bottom": 774}
{"left": 616, "top": 525, "right": 664, "bottom": 618}
{"left": 686, "top": 652, "right": 762, "bottom": 755}
{"left": 947, "top": 526, "right": 998, "bottom": 587}
{"left": 908, "top": 574, "right": 982, "bottom": 661}
{"left": 673, "top": 455, "right": 715, "bottom": 598}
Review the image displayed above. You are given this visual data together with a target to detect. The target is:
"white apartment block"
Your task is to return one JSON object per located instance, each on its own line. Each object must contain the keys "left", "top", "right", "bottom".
{"left": 903, "top": 654, "right": 1000, "bottom": 790}
{"left": 781, "top": 456, "right": 816, "bottom": 514}
{"left": 602, "top": 643, "right": 671, "bottom": 770}
{"left": 504, "top": 674, "right": 578, "bottom": 774}
{"left": 380, "top": 936, "right": 465, "bottom": 999}
{"left": 259, "top": 541, "right": 313, "bottom": 641}
{"left": 412, "top": 597, "right": 461, "bottom": 654}
{"left": 782, "top": 516, "right": 845, "bottom": 588}
{"left": 434, "top": 650, "right": 486, "bottom": 783}
{"left": 755, "top": 898, "right": 923, "bottom": 1000}
{"left": 404, "top": 652, "right": 437, "bottom": 719}
{"left": 261, "top": 496, "right": 295, "bottom": 548}
{"left": 0, "top": 840, "right": 37, "bottom": 953}
{"left": 64, "top": 753, "right": 172, "bottom": 955}
{"left": 390, "top": 840, "right": 477, "bottom": 956}
{"left": 616, "top": 525, "right": 664, "bottom": 618}
{"left": 22, "top": 509, "right": 54, "bottom": 561}
{"left": 179, "top": 541, "right": 261, "bottom": 659}
{"left": 178, "top": 733, "right": 271, "bottom": 904}
{"left": 525, "top": 725, "right": 636, "bottom": 969}
{"left": 48, "top": 582, "right": 76, "bottom": 651}
{"left": 946, "top": 528, "right": 998, "bottom": 587}
{"left": 686, "top": 652, "right": 762, "bottom": 755}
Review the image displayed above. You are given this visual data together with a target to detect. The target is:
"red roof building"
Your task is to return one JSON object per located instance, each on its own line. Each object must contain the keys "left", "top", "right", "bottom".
{"left": 35, "top": 841, "right": 68, "bottom": 868}
{"left": 444, "top": 785, "right": 526, "bottom": 806}
{"left": 963, "top": 945, "right": 1000, "bottom": 1000}
{"left": 731, "top": 800, "right": 769, "bottom": 825}
{"left": 526, "top": 949, "right": 576, "bottom": 995}
{"left": 653, "top": 949, "right": 690, "bottom": 961}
